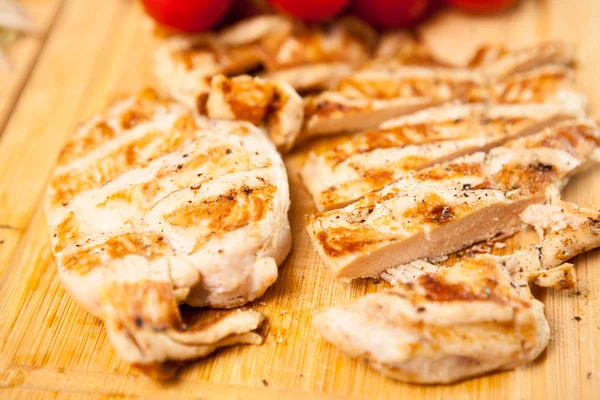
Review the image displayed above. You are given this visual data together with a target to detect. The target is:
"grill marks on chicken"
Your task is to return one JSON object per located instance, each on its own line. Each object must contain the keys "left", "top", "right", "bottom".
{"left": 313, "top": 251, "right": 550, "bottom": 384}
{"left": 314, "top": 198, "right": 600, "bottom": 384}
{"left": 334, "top": 67, "right": 487, "bottom": 101}
{"left": 45, "top": 89, "right": 292, "bottom": 377}
{"left": 164, "top": 181, "right": 277, "bottom": 252}
{"left": 306, "top": 120, "right": 600, "bottom": 279}
{"left": 61, "top": 232, "right": 170, "bottom": 275}
{"left": 300, "top": 42, "right": 600, "bottom": 384}
{"left": 154, "top": 15, "right": 374, "bottom": 105}
{"left": 155, "top": 25, "right": 578, "bottom": 150}
{"left": 50, "top": 116, "right": 199, "bottom": 208}
{"left": 470, "top": 42, "right": 574, "bottom": 79}
{"left": 301, "top": 102, "right": 582, "bottom": 211}
{"left": 149, "top": 35, "right": 596, "bottom": 384}
{"left": 200, "top": 75, "right": 304, "bottom": 152}
{"left": 301, "top": 43, "right": 577, "bottom": 138}
{"left": 521, "top": 199, "right": 600, "bottom": 269}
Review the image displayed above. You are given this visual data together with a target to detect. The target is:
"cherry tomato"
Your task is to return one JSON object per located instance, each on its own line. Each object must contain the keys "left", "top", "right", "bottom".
{"left": 448, "top": 0, "right": 517, "bottom": 13}
{"left": 270, "top": 0, "right": 350, "bottom": 22}
{"left": 141, "top": 0, "right": 234, "bottom": 33}
{"left": 222, "top": 0, "right": 274, "bottom": 26}
{"left": 352, "top": 0, "right": 431, "bottom": 29}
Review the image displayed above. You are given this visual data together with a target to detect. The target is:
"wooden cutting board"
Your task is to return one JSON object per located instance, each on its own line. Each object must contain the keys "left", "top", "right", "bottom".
{"left": 1, "top": 1, "right": 599, "bottom": 399}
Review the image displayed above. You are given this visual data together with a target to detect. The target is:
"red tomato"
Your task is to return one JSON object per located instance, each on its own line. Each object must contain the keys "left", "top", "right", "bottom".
{"left": 270, "top": 0, "right": 350, "bottom": 22}
{"left": 352, "top": 0, "right": 431, "bottom": 29}
{"left": 141, "top": 0, "right": 234, "bottom": 33}
{"left": 448, "top": 0, "right": 517, "bottom": 13}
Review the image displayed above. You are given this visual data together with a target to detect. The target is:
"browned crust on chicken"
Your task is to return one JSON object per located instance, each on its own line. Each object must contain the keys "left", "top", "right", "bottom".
{"left": 306, "top": 120, "right": 600, "bottom": 279}
{"left": 301, "top": 43, "right": 579, "bottom": 138}
{"left": 45, "top": 88, "right": 292, "bottom": 378}
{"left": 314, "top": 250, "right": 548, "bottom": 384}
{"left": 300, "top": 102, "right": 583, "bottom": 211}
{"left": 154, "top": 15, "right": 375, "bottom": 105}
{"left": 201, "top": 75, "right": 304, "bottom": 152}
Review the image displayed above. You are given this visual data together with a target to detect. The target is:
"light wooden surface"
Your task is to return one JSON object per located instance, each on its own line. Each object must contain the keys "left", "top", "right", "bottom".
{"left": 1, "top": 1, "right": 599, "bottom": 399}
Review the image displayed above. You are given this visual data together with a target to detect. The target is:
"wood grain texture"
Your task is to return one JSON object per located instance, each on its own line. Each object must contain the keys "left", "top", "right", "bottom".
{"left": 0, "top": 0, "right": 599, "bottom": 399}
{"left": 0, "top": 228, "right": 21, "bottom": 278}
{"left": 0, "top": 0, "right": 64, "bottom": 136}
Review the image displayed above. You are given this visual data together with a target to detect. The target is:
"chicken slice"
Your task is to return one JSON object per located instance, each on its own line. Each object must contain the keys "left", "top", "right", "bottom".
{"left": 306, "top": 120, "right": 600, "bottom": 280}
{"left": 302, "top": 67, "right": 485, "bottom": 138}
{"left": 302, "top": 48, "right": 579, "bottom": 138}
{"left": 314, "top": 195, "right": 600, "bottom": 384}
{"left": 373, "top": 32, "right": 450, "bottom": 67}
{"left": 334, "top": 66, "right": 487, "bottom": 101}
{"left": 469, "top": 41, "right": 574, "bottom": 79}
{"left": 259, "top": 17, "right": 374, "bottom": 92}
{"left": 267, "top": 29, "right": 441, "bottom": 94}
{"left": 302, "top": 91, "right": 445, "bottom": 139}
{"left": 263, "top": 63, "right": 354, "bottom": 93}
{"left": 199, "top": 74, "right": 303, "bottom": 152}
{"left": 314, "top": 250, "right": 550, "bottom": 384}
{"left": 300, "top": 101, "right": 583, "bottom": 211}
{"left": 154, "top": 15, "right": 372, "bottom": 106}
{"left": 45, "top": 88, "right": 291, "bottom": 377}
{"left": 521, "top": 198, "right": 600, "bottom": 269}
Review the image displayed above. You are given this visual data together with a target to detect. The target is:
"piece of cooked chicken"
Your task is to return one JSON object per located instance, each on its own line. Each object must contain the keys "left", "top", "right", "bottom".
{"left": 521, "top": 198, "right": 600, "bottom": 271}
{"left": 199, "top": 74, "right": 304, "bottom": 153}
{"left": 306, "top": 120, "right": 600, "bottom": 280}
{"left": 301, "top": 43, "right": 578, "bottom": 138}
{"left": 300, "top": 101, "right": 584, "bottom": 211}
{"left": 469, "top": 41, "right": 574, "bottom": 80}
{"left": 154, "top": 15, "right": 373, "bottom": 107}
{"left": 314, "top": 198, "right": 600, "bottom": 384}
{"left": 301, "top": 68, "right": 485, "bottom": 138}
{"left": 373, "top": 32, "right": 450, "bottom": 68}
{"left": 45, "top": 88, "right": 291, "bottom": 378}
{"left": 259, "top": 16, "right": 375, "bottom": 92}
{"left": 314, "top": 250, "right": 550, "bottom": 384}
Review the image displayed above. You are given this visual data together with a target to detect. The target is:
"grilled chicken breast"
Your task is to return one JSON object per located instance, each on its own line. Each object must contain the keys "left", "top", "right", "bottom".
{"left": 154, "top": 15, "right": 373, "bottom": 108}
{"left": 306, "top": 120, "right": 600, "bottom": 279}
{"left": 313, "top": 198, "right": 600, "bottom": 384}
{"left": 300, "top": 101, "right": 584, "bottom": 211}
{"left": 301, "top": 43, "right": 576, "bottom": 138}
{"left": 45, "top": 88, "right": 291, "bottom": 377}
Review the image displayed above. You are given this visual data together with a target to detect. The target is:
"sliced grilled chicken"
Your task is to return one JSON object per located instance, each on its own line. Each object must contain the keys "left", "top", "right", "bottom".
{"left": 301, "top": 42, "right": 580, "bottom": 139}
{"left": 314, "top": 197, "right": 600, "bottom": 384}
{"left": 334, "top": 66, "right": 487, "bottom": 101}
{"left": 45, "top": 88, "right": 291, "bottom": 377}
{"left": 263, "top": 63, "right": 354, "bottom": 93}
{"left": 374, "top": 32, "right": 449, "bottom": 67}
{"left": 259, "top": 18, "right": 373, "bottom": 92}
{"left": 383, "top": 194, "right": 600, "bottom": 289}
{"left": 490, "top": 65, "right": 579, "bottom": 104}
{"left": 154, "top": 15, "right": 372, "bottom": 107}
{"left": 302, "top": 91, "right": 445, "bottom": 138}
{"left": 301, "top": 67, "right": 486, "bottom": 138}
{"left": 301, "top": 101, "right": 583, "bottom": 211}
{"left": 154, "top": 15, "right": 294, "bottom": 109}
{"left": 200, "top": 74, "right": 304, "bottom": 152}
{"left": 469, "top": 41, "right": 574, "bottom": 79}
{"left": 521, "top": 198, "right": 600, "bottom": 270}
{"left": 302, "top": 52, "right": 578, "bottom": 138}
{"left": 314, "top": 250, "right": 550, "bottom": 384}
{"left": 306, "top": 120, "right": 600, "bottom": 280}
